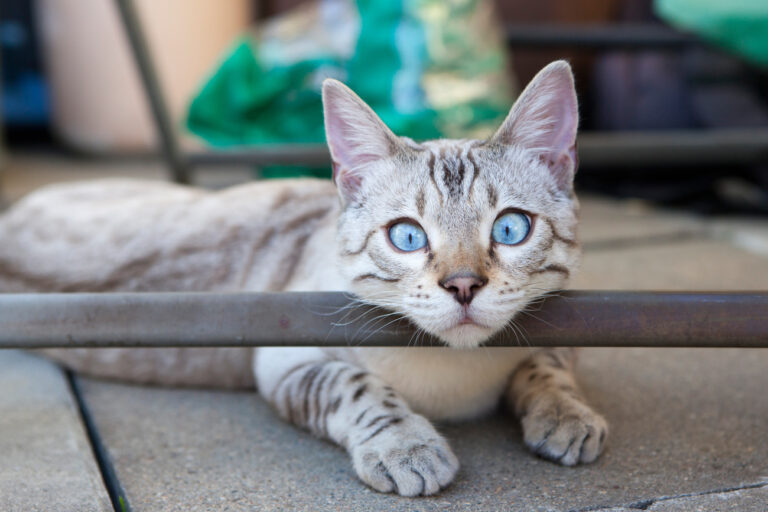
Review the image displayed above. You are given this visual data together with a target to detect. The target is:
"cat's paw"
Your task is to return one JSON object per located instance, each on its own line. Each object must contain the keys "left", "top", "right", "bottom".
{"left": 521, "top": 393, "right": 607, "bottom": 466}
{"left": 350, "top": 414, "right": 459, "bottom": 496}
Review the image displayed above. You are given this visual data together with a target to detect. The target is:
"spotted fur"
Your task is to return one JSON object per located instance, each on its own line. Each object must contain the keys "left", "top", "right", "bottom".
{"left": 0, "top": 61, "right": 607, "bottom": 495}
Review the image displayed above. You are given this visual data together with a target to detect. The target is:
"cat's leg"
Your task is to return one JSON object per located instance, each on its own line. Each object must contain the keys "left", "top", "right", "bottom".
{"left": 506, "top": 348, "right": 607, "bottom": 466}
{"left": 255, "top": 347, "right": 459, "bottom": 496}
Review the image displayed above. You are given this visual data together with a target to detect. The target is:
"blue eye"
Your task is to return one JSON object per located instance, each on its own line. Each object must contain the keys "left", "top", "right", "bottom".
{"left": 388, "top": 222, "right": 428, "bottom": 252}
{"left": 492, "top": 212, "right": 531, "bottom": 245}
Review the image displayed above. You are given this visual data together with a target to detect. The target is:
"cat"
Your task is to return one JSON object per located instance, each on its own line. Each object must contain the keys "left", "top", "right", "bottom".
{"left": 0, "top": 60, "right": 607, "bottom": 496}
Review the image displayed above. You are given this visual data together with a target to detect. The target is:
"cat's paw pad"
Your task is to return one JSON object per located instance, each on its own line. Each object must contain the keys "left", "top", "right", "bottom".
{"left": 521, "top": 394, "right": 607, "bottom": 466}
{"left": 351, "top": 415, "right": 459, "bottom": 496}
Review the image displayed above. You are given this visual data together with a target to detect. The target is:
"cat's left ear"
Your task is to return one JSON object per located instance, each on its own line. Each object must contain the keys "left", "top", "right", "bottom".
{"left": 322, "top": 79, "right": 402, "bottom": 204}
{"left": 490, "top": 60, "right": 579, "bottom": 191}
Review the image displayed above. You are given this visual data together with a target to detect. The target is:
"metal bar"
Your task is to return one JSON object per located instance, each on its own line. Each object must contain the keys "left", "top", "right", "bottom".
{"left": 1, "top": 291, "right": 766, "bottom": 348}
{"left": 113, "top": 0, "right": 191, "bottom": 184}
{"left": 188, "top": 145, "right": 331, "bottom": 167}
{"left": 505, "top": 24, "right": 699, "bottom": 49}
{"left": 0, "top": 46, "right": 6, "bottom": 209}
{"left": 184, "top": 129, "right": 768, "bottom": 169}
{"left": 578, "top": 129, "right": 768, "bottom": 168}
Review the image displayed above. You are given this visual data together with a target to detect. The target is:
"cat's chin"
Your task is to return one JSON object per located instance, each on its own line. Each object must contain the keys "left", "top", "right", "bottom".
{"left": 434, "top": 324, "right": 498, "bottom": 349}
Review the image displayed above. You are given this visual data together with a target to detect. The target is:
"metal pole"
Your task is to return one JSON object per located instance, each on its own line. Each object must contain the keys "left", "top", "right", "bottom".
{"left": 113, "top": 0, "right": 191, "bottom": 184}
{"left": 505, "top": 24, "right": 699, "bottom": 49}
{"left": 183, "top": 129, "right": 768, "bottom": 169}
{"left": 1, "top": 291, "right": 767, "bottom": 348}
{"left": 0, "top": 45, "right": 6, "bottom": 209}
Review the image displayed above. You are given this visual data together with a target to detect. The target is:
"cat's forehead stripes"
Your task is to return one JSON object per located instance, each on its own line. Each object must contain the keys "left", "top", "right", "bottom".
{"left": 414, "top": 188, "right": 426, "bottom": 217}
{"left": 421, "top": 140, "right": 483, "bottom": 203}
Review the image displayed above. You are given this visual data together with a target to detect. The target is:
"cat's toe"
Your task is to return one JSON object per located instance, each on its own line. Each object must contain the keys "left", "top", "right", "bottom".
{"left": 521, "top": 395, "right": 608, "bottom": 466}
{"left": 351, "top": 416, "right": 459, "bottom": 496}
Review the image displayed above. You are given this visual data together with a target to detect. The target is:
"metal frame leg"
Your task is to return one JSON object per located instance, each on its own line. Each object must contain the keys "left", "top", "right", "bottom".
{"left": 113, "top": 0, "right": 191, "bottom": 184}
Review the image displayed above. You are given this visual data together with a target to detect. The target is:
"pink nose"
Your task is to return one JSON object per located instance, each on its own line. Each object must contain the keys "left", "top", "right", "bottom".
{"left": 439, "top": 273, "right": 488, "bottom": 305}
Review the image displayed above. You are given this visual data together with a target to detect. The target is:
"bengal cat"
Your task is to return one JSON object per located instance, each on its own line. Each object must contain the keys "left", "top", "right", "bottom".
{"left": 0, "top": 61, "right": 607, "bottom": 496}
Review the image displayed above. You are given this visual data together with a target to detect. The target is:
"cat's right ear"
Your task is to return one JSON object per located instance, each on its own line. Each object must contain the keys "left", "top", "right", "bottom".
{"left": 490, "top": 60, "right": 579, "bottom": 192}
{"left": 322, "top": 79, "right": 400, "bottom": 204}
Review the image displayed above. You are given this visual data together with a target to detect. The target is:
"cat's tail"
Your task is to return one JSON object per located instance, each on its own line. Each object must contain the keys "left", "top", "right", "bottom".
{"left": 37, "top": 347, "right": 256, "bottom": 389}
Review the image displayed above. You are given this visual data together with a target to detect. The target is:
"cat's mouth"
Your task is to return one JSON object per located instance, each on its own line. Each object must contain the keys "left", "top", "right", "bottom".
{"left": 429, "top": 307, "right": 498, "bottom": 348}
{"left": 457, "top": 309, "right": 484, "bottom": 327}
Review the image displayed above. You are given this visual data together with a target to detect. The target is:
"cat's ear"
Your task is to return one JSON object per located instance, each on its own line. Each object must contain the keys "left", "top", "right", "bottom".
{"left": 490, "top": 60, "right": 579, "bottom": 191}
{"left": 322, "top": 79, "right": 401, "bottom": 203}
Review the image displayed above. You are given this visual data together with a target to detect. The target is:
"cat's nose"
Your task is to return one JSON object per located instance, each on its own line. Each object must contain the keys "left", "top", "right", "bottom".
{"left": 439, "top": 272, "right": 488, "bottom": 305}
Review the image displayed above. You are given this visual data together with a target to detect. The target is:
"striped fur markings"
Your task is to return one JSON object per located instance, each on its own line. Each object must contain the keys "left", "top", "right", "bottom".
{"left": 543, "top": 217, "right": 577, "bottom": 247}
{"left": 507, "top": 349, "right": 607, "bottom": 466}
{"left": 427, "top": 142, "right": 482, "bottom": 202}
{"left": 353, "top": 273, "right": 400, "bottom": 283}
{"left": 532, "top": 264, "right": 571, "bottom": 277}
{"left": 466, "top": 148, "right": 480, "bottom": 198}
{"left": 440, "top": 147, "right": 465, "bottom": 198}
{"left": 486, "top": 182, "right": 499, "bottom": 208}
{"left": 428, "top": 151, "right": 444, "bottom": 204}
{"left": 261, "top": 356, "right": 458, "bottom": 496}
{"left": 341, "top": 229, "right": 376, "bottom": 257}
{"left": 416, "top": 189, "right": 426, "bottom": 217}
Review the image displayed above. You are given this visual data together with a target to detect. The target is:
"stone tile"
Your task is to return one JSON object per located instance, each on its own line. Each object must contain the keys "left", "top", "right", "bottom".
{"left": 0, "top": 351, "right": 112, "bottom": 512}
{"left": 601, "top": 484, "right": 768, "bottom": 512}
{"left": 572, "top": 239, "right": 768, "bottom": 290}
{"left": 578, "top": 195, "right": 706, "bottom": 247}
{"left": 710, "top": 217, "right": 768, "bottom": 258}
{"left": 646, "top": 484, "right": 768, "bottom": 511}
{"left": 80, "top": 347, "right": 768, "bottom": 511}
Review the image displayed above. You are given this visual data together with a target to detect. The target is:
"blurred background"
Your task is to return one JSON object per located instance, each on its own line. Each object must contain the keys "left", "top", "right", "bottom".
{"left": 1, "top": 0, "right": 767, "bottom": 214}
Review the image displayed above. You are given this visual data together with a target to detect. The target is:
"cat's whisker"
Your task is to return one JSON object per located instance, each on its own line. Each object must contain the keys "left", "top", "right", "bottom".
{"left": 355, "top": 314, "right": 408, "bottom": 347}
{"left": 331, "top": 303, "right": 395, "bottom": 328}
{"left": 351, "top": 310, "right": 404, "bottom": 339}
{"left": 517, "top": 309, "right": 560, "bottom": 331}
{"left": 407, "top": 325, "right": 426, "bottom": 348}
{"left": 505, "top": 318, "right": 531, "bottom": 350}
{"left": 502, "top": 323, "right": 522, "bottom": 348}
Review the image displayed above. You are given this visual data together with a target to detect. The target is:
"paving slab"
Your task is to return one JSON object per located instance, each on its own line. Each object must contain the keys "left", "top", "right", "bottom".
{"left": 578, "top": 196, "right": 706, "bottom": 248}
{"left": 642, "top": 484, "right": 768, "bottom": 511}
{"left": 709, "top": 216, "right": 768, "bottom": 258}
{"left": 573, "top": 239, "right": 768, "bottom": 290}
{"left": 0, "top": 351, "right": 112, "bottom": 512}
{"left": 603, "top": 483, "right": 768, "bottom": 512}
{"left": 72, "top": 198, "right": 768, "bottom": 511}
{"left": 79, "top": 346, "right": 768, "bottom": 512}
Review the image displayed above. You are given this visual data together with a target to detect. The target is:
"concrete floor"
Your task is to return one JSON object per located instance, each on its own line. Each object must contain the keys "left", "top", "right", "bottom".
{"left": 75, "top": 347, "right": 768, "bottom": 512}
{"left": 1, "top": 154, "right": 768, "bottom": 511}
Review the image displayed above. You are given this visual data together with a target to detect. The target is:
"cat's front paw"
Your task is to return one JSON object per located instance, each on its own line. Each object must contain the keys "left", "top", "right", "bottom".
{"left": 350, "top": 414, "right": 459, "bottom": 497}
{"left": 521, "top": 393, "right": 607, "bottom": 466}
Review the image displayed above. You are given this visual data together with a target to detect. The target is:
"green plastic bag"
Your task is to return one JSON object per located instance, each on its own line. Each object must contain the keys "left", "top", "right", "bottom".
{"left": 655, "top": 0, "right": 768, "bottom": 68}
{"left": 186, "top": 0, "right": 516, "bottom": 178}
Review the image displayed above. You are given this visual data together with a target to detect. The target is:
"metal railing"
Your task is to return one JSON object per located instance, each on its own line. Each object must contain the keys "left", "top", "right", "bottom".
{"left": 185, "top": 129, "right": 768, "bottom": 170}
{"left": 504, "top": 23, "right": 699, "bottom": 49}
{"left": 1, "top": 291, "right": 767, "bottom": 348}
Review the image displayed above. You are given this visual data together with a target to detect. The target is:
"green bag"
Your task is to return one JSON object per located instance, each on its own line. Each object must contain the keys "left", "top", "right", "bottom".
{"left": 186, "top": 0, "right": 516, "bottom": 178}
{"left": 655, "top": 0, "right": 768, "bottom": 68}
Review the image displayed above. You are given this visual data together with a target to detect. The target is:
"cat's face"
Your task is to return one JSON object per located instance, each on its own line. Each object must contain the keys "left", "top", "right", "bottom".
{"left": 324, "top": 61, "right": 580, "bottom": 348}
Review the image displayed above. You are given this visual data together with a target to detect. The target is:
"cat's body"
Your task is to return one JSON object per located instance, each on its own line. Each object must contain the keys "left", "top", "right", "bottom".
{"left": 0, "top": 61, "right": 607, "bottom": 496}
{"left": 1, "top": 177, "right": 523, "bottom": 420}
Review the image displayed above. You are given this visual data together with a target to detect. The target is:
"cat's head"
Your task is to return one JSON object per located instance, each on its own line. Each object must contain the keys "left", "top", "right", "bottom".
{"left": 323, "top": 61, "right": 580, "bottom": 348}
